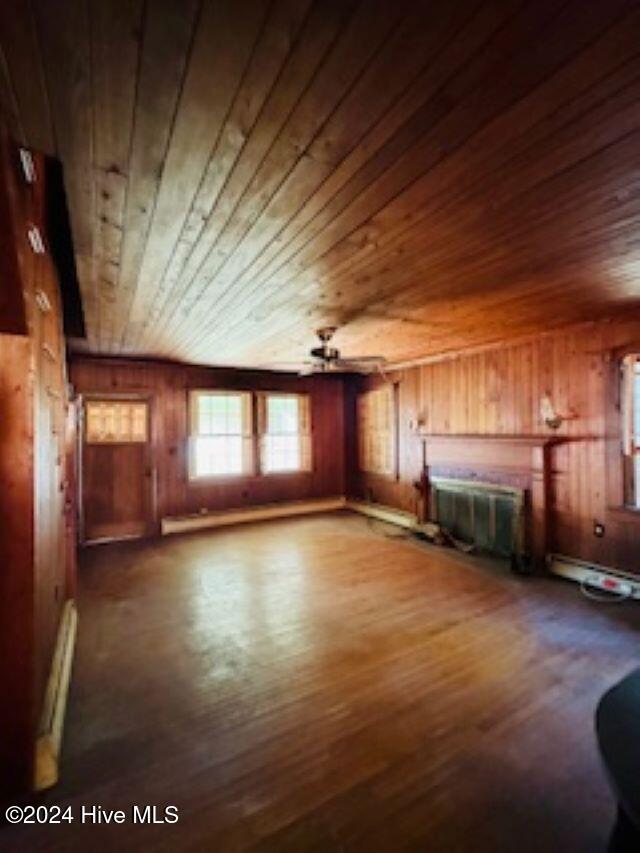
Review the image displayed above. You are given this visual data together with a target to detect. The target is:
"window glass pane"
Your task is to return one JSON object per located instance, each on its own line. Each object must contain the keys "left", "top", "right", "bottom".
{"left": 86, "top": 401, "right": 147, "bottom": 443}
{"left": 357, "top": 386, "right": 394, "bottom": 475}
{"left": 191, "top": 391, "right": 250, "bottom": 477}
{"left": 261, "top": 394, "right": 310, "bottom": 473}
{"left": 634, "top": 362, "right": 640, "bottom": 507}
{"left": 197, "top": 393, "right": 242, "bottom": 435}
{"left": 267, "top": 396, "right": 299, "bottom": 434}
{"left": 193, "top": 436, "right": 243, "bottom": 477}
{"left": 634, "top": 367, "right": 640, "bottom": 440}
{"left": 263, "top": 435, "right": 301, "bottom": 473}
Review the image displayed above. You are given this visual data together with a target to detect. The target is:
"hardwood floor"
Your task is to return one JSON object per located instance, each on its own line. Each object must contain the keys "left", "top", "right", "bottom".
{"left": 2, "top": 512, "right": 638, "bottom": 851}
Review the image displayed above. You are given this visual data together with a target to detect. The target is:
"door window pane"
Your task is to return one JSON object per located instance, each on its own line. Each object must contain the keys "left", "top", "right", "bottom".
{"left": 86, "top": 401, "right": 147, "bottom": 444}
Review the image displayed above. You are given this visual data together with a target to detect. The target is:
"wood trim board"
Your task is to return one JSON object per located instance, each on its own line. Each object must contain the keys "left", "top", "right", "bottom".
{"left": 34, "top": 600, "right": 77, "bottom": 791}
{"left": 162, "top": 496, "right": 347, "bottom": 535}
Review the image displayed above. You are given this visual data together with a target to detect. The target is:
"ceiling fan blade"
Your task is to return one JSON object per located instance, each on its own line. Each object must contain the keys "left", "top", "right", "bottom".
{"left": 334, "top": 357, "right": 386, "bottom": 372}
{"left": 258, "top": 360, "right": 315, "bottom": 369}
{"left": 262, "top": 329, "right": 387, "bottom": 376}
{"left": 337, "top": 355, "right": 386, "bottom": 364}
{"left": 298, "top": 363, "right": 322, "bottom": 376}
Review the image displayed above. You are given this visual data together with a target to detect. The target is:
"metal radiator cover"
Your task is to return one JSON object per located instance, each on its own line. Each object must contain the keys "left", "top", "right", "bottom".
{"left": 430, "top": 478, "right": 524, "bottom": 558}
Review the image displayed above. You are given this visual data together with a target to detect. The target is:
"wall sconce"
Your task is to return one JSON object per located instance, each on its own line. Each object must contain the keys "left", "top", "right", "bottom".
{"left": 409, "top": 416, "right": 427, "bottom": 435}
{"left": 540, "top": 393, "right": 573, "bottom": 430}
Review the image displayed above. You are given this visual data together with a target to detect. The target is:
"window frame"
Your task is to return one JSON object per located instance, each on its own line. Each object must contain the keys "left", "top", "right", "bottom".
{"left": 84, "top": 398, "right": 149, "bottom": 445}
{"left": 357, "top": 382, "right": 398, "bottom": 478}
{"left": 188, "top": 389, "right": 254, "bottom": 481}
{"left": 188, "top": 389, "right": 313, "bottom": 481}
{"left": 621, "top": 353, "right": 640, "bottom": 510}
{"left": 257, "top": 391, "right": 313, "bottom": 476}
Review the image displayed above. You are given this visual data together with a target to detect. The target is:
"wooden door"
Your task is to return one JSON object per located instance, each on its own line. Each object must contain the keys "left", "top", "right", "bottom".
{"left": 81, "top": 397, "right": 154, "bottom": 543}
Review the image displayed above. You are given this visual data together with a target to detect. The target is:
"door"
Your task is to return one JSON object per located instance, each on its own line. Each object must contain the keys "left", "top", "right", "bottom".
{"left": 81, "top": 397, "right": 154, "bottom": 542}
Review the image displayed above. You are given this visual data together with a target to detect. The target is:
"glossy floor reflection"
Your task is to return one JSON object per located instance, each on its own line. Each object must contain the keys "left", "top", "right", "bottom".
{"left": 3, "top": 511, "right": 638, "bottom": 852}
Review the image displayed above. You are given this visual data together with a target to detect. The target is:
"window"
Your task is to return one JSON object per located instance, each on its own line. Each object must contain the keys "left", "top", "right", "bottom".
{"left": 260, "top": 393, "right": 311, "bottom": 474}
{"left": 85, "top": 400, "right": 147, "bottom": 444}
{"left": 622, "top": 354, "right": 640, "bottom": 508}
{"left": 357, "top": 384, "right": 396, "bottom": 476}
{"left": 188, "top": 390, "right": 312, "bottom": 478}
{"left": 189, "top": 391, "right": 252, "bottom": 478}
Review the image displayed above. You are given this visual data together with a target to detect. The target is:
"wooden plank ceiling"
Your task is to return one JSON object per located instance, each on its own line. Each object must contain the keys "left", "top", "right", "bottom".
{"left": 1, "top": 0, "right": 640, "bottom": 368}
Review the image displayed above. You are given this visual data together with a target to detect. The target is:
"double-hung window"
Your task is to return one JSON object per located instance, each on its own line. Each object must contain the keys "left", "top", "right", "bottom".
{"left": 188, "top": 390, "right": 311, "bottom": 478}
{"left": 622, "top": 354, "right": 640, "bottom": 508}
{"left": 357, "top": 385, "right": 396, "bottom": 476}
{"left": 189, "top": 390, "right": 252, "bottom": 478}
{"left": 259, "top": 393, "right": 311, "bottom": 474}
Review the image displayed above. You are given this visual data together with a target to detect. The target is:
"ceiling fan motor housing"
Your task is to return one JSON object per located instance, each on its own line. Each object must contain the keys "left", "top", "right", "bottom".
{"left": 311, "top": 345, "right": 340, "bottom": 362}
{"left": 316, "top": 326, "right": 337, "bottom": 342}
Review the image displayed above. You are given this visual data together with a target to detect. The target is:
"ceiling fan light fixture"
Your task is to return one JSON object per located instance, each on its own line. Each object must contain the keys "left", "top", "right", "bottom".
{"left": 263, "top": 327, "right": 386, "bottom": 375}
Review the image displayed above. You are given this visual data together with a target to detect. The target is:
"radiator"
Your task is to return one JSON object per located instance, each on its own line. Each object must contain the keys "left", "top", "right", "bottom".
{"left": 429, "top": 477, "right": 525, "bottom": 558}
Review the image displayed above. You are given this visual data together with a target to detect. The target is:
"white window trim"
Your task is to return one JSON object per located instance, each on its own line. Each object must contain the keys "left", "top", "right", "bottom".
{"left": 188, "top": 389, "right": 253, "bottom": 481}
{"left": 257, "top": 391, "right": 313, "bottom": 475}
{"left": 622, "top": 354, "right": 640, "bottom": 509}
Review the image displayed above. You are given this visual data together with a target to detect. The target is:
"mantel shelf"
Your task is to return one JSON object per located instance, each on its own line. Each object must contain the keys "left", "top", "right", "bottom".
{"left": 418, "top": 433, "right": 562, "bottom": 446}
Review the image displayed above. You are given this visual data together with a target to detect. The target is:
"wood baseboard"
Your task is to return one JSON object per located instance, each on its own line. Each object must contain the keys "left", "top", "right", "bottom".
{"left": 345, "top": 499, "right": 417, "bottom": 529}
{"left": 161, "top": 496, "right": 347, "bottom": 535}
{"left": 162, "top": 497, "right": 416, "bottom": 537}
{"left": 34, "top": 599, "right": 77, "bottom": 791}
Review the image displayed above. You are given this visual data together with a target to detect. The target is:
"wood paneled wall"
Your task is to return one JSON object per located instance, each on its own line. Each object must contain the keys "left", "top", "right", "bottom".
{"left": 70, "top": 358, "right": 346, "bottom": 529}
{"left": 0, "top": 130, "right": 72, "bottom": 794}
{"left": 347, "top": 318, "right": 640, "bottom": 575}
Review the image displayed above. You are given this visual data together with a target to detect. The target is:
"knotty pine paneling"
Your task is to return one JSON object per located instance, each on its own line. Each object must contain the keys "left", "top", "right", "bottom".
{"left": 4, "top": 2, "right": 640, "bottom": 366}
{"left": 348, "top": 319, "right": 640, "bottom": 575}
{"left": 70, "top": 357, "right": 346, "bottom": 528}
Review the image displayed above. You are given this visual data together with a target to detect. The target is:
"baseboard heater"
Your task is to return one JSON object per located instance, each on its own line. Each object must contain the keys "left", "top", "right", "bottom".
{"left": 344, "top": 499, "right": 417, "bottom": 530}
{"left": 548, "top": 554, "right": 640, "bottom": 599}
{"left": 34, "top": 599, "right": 77, "bottom": 791}
{"left": 162, "top": 496, "right": 347, "bottom": 535}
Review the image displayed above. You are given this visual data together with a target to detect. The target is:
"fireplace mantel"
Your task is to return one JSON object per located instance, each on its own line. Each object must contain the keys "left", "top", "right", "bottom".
{"left": 422, "top": 434, "right": 560, "bottom": 472}
{"left": 421, "top": 434, "right": 562, "bottom": 567}
{"left": 421, "top": 434, "right": 559, "bottom": 444}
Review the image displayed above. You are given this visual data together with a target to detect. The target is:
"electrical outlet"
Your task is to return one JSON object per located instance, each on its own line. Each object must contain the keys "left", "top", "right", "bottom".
{"left": 593, "top": 521, "right": 605, "bottom": 538}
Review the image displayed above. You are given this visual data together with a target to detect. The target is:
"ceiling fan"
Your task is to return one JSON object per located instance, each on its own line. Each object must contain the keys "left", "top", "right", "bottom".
{"left": 264, "top": 327, "right": 387, "bottom": 375}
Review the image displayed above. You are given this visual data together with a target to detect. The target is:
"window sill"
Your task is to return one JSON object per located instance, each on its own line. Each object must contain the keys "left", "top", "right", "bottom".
{"left": 261, "top": 469, "right": 312, "bottom": 477}
{"left": 606, "top": 506, "right": 640, "bottom": 522}
{"left": 189, "top": 473, "right": 248, "bottom": 484}
{"left": 188, "top": 470, "right": 312, "bottom": 484}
